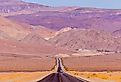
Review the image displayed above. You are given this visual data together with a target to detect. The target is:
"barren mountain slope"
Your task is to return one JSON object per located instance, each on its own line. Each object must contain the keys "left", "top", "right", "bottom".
{"left": 20, "top": 32, "right": 53, "bottom": 46}
{"left": 0, "top": 16, "right": 31, "bottom": 40}
{"left": 31, "top": 26, "right": 56, "bottom": 39}
{"left": 1, "top": 0, "right": 121, "bottom": 32}
{"left": 0, "top": 16, "right": 57, "bottom": 41}
{"left": 0, "top": 16, "right": 68, "bottom": 56}
{"left": 7, "top": 7, "right": 121, "bottom": 32}
{"left": 50, "top": 28, "right": 121, "bottom": 52}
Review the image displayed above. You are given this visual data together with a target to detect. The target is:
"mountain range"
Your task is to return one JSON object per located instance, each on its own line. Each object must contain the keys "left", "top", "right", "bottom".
{"left": 49, "top": 28, "right": 121, "bottom": 52}
{"left": 0, "top": 16, "right": 70, "bottom": 57}
{"left": 0, "top": 0, "right": 121, "bottom": 57}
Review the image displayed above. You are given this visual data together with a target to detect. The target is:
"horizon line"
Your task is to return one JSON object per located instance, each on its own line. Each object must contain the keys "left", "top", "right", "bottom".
{"left": 23, "top": 0, "right": 121, "bottom": 10}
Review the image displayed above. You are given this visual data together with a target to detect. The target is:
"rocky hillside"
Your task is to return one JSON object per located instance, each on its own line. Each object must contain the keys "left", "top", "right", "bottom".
{"left": 50, "top": 28, "right": 121, "bottom": 52}
{"left": 6, "top": 7, "right": 121, "bottom": 32}
{"left": 0, "top": 16, "right": 70, "bottom": 56}
{"left": 0, "top": 16, "right": 31, "bottom": 40}
{"left": 0, "top": 0, "right": 121, "bottom": 32}
{"left": 21, "top": 32, "right": 52, "bottom": 45}
{"left": 31, "top": 26, "right": 56, "bottom": 39}
{"left": 0, "top": 0, "right": 121, "bottom": 55}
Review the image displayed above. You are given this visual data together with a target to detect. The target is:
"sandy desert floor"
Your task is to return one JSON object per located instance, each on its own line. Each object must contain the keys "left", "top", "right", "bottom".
{"left": 62, "top": 54, "right": 121, "bottom": 82}
{"left": 0, "top": 53, "right": 55, "bottom": 72}
{"left": 62, "top": 54, "right": 121, "bottom": 71}
{"left": 69, "top": 71, "right": 121, "bottom": 82}
{"left": 1, "top": 54, "right": 121, "bottom": 82}
{"left": 0, "top": 72, "right": 50, "bottom": 82}
{"left": 0, "top": 54, "right": 55, "bottom": 82}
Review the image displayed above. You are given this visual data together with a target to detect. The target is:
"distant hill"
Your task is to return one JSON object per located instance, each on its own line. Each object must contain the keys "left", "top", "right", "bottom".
{"left": 31, "top": 26, "right": 56, "bottom": 39}
{"left": 0, "top": 0, "right": 121, "bottom": 55}
{"left": 0, "top": 16, "right": 30, "bottom": 40}
{"left": 21, "top": 32, "right": 52, "bottom": 45}
{"left": 0, "top": 16, "right": 56, "bottom": 40}
{"left": 0, "top": 0, "right": 46, "bottom": 13}
{"left": 50, "top": 28, "right": 121, "bottom": 52}
{"left": 6, "top": 7, "right": 121, "bottom": 32}
{"left": 0, "top": 16, "right": 69, "bottom": 56}
{"left": 0, "top": 0, "right": 121, "bottom": 32}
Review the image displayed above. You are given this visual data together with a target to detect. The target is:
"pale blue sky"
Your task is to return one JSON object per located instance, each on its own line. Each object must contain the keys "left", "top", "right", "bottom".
{"left": 23, "top": 0, "right": 121, "bottom": 9}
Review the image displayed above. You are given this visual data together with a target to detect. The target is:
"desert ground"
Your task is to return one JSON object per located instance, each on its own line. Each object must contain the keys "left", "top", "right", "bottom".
{"left": 69, "top": 71, "right": 121, "bottom": 82}
{"left": 62, "top": 54, "right": 121, "bottom": 82}
{"left": 0, "top": 53, "right": 55, "bottom": 72}
{"left": 0, "top": 54, "right": 55, "bottom": 82}
{"left": 62, "top": 54, "right": 121, "bottom": 71}
{"left": 0, "top": 72, "right": 50, "bottom": 82}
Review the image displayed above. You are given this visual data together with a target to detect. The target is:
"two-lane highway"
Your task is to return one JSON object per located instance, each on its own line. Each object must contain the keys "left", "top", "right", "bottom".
{"left": 37, "top": 58, "right": 89, "bottom": 82}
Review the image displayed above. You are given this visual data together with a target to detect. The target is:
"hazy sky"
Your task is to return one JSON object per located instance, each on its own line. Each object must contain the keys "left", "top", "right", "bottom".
{"left": 23, "top": 0, "right": 121, "bottom": 9}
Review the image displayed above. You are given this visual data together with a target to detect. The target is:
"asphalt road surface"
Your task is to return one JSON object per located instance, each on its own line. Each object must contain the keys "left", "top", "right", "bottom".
{"left": 37, "top": 58, "right": 89, "bottom": 82}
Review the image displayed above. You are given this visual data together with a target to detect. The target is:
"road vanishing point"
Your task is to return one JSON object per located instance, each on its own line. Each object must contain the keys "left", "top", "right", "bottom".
{"left": 37, "top": 58, "right": 89, "bottom": 82}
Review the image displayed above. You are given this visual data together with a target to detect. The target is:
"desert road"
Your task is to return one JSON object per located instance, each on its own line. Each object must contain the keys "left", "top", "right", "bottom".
{"left": 37, "top": 58, "right": 89, "bottom": 82}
